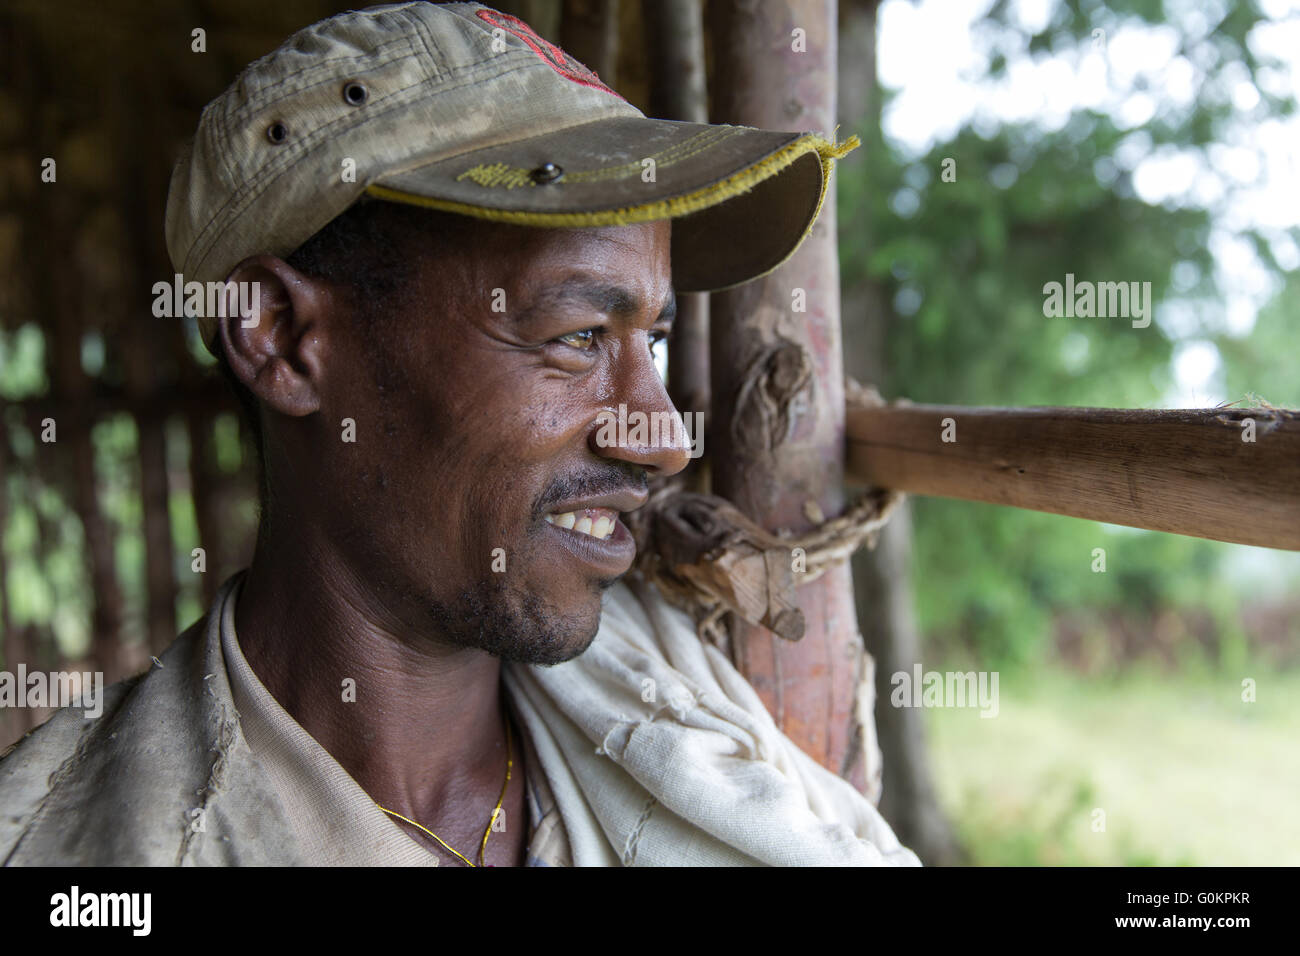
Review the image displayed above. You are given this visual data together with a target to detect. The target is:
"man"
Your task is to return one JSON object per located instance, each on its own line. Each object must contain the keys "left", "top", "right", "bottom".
{"left": 0, "top": 1, "right": 918, "bottom": 866}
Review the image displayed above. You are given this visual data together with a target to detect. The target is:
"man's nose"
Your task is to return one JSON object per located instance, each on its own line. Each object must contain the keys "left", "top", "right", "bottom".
{"left": 588, "top": 344, "right": 693, "bottom": 477}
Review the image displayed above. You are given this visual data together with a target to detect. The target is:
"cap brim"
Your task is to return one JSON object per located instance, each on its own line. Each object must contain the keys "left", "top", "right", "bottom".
{"left": 364, "top": 116, "right": 858, "bottom": 293}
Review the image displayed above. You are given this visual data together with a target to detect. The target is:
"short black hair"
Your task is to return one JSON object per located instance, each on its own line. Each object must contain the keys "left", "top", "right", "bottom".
{"left": 214, "top": 199, "right": 492, "bottom": 515}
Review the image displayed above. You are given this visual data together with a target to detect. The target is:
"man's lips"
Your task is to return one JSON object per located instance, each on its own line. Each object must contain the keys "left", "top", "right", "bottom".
{"left": 541, "top": 490, "right": 647, "bottom": 538}
{"left": 540, "top": 491, "right": 644, "bottom": 576}
{"left": 542, "top": 512, "right": 636, "bottom": 578}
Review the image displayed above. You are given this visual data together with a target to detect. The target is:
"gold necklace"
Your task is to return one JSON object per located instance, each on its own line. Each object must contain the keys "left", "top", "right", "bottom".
{"left": 377, "top": 716, "right": 513, "bottom": 868}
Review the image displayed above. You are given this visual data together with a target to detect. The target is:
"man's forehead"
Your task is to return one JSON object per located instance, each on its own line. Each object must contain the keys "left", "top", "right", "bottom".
{"left": 468, "top": 220, "right": 674, "bottom": 314}
{"left": 492, "top": 217, "right": 670, "bottom": 263}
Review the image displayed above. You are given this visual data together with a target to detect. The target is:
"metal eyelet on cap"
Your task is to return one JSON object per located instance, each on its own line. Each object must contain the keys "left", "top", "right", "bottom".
{"left": 530, "top": 162, "right": 564, "bottom": 184}
{"left": 343, "top": 81, "right": 368, "bottom": 106}
{"left": 266, "top": 122, "right": 288, "bottom": 144}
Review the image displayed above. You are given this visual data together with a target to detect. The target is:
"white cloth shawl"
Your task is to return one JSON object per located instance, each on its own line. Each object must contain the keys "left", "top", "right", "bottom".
{"left": 502, "top": 578, "right": 922, "bottom": 867}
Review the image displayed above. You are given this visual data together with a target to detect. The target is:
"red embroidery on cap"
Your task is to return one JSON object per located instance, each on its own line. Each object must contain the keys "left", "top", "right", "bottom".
{"left": 476, "top": 9, "right": 625, "bottom": 101}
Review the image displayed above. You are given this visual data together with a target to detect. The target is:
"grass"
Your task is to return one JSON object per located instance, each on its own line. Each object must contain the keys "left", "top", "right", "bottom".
{"left": 923, "top": 662, "right": 1300, "bottom": 865}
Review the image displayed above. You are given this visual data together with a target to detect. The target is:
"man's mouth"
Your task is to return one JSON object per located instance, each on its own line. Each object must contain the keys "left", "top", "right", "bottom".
{"left": 538, "top": 490, "right": 644, "bottom": 579}
{"left": 543, "top": 507, "right": 618, "bottom": 541}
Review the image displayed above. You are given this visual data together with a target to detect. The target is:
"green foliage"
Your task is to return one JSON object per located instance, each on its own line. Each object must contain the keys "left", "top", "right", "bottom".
{"left": 0, "top": 324, "right": 49, "bottom": 399}
{"left": 838, "top": 0, "right": 1300, "bottom": 673}
{"left": 1217, "top": 272, "right": 1300, "bottom": 407}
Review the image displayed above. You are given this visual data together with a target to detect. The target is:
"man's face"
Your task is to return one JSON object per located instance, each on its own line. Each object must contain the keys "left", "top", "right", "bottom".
{"left": 310, "top": 216, "right": 689, "bottom": 665}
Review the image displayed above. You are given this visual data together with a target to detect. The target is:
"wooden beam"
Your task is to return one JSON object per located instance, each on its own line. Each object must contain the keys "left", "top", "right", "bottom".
{"left": 846, "top": 402, "right": 1300, "bottom": 551}
{"left": 1, "top": 380, "right": 236, "bottom": 430}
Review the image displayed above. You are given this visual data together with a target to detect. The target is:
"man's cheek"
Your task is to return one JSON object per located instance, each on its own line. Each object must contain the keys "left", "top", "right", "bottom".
{"left": 491, "top": 521, "right": 552, "bottom": 581}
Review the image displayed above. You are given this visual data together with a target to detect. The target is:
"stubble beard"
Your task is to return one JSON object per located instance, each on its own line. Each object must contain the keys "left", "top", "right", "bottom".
{"left": 421, "top": 571, "right": 607, "bottom": 666}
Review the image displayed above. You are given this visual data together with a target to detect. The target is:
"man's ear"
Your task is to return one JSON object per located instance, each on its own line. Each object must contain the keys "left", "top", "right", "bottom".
{"left": 217, "top": 255, "right": 332, "bottom": 417}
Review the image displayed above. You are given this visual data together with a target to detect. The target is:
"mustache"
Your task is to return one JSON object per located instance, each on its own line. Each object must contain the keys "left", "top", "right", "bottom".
{"left": 532, "top": 463, "right": 648, "bottom": 518}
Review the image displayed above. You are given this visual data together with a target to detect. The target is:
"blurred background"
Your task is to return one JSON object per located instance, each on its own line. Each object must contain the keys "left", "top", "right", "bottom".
{"left": 1, "top": 0, "right": 1296, "bottom": 864}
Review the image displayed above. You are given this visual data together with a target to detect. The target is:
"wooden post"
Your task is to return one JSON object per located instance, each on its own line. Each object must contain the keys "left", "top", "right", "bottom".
{"left": 708, "top": 0, "right": 874, "bottom": 791}
{"left": 116, "top": 78, "right": 180, "bottom": 654}
{"left": 839, "top": 0, "right": 964, "bottom": 859}
{"left": 645, "top": 0, "right": 711, "bottom": 487}
{"left": 560, "top": 0, "right": 619, "bottom": 88}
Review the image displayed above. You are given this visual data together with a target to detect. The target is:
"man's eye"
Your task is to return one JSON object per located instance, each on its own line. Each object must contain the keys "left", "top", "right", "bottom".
{"left": 558, "top": 329, "right": 597, "bottom": 349}
{"left": 649, "top": 332, "right": 669, "bottom": 381}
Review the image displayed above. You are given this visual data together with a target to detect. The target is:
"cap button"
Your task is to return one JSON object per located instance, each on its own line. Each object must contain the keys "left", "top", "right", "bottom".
{"left": 530, "top": 163, "right": 564, "bottom": 185}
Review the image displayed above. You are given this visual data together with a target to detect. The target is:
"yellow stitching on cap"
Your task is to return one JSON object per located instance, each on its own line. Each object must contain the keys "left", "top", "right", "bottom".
{"left": 456, "top": 162, "right": 535, "bottom": 189}
{"left": 370, "top": 133, "right": 860, "bottom": 230}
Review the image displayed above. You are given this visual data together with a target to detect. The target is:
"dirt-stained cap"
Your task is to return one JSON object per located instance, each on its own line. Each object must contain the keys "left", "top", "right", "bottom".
{"left": 165, "top": 1, "right": 859, "bottom": 353}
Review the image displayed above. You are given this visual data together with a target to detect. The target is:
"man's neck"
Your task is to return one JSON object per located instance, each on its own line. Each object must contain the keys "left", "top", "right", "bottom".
{"left": 231, "top": 530, "right": 521, "bottom": 861}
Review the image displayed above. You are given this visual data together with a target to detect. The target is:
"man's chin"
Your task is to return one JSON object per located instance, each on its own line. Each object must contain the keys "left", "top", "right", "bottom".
{"left": 423, "top": 575, "right": 608, "bottom": 666}
{"left": 488, "top": 607, "right": 601, "bottom": 666}
{"left": 511, "top": 582, "right": 607, "bottom": 665}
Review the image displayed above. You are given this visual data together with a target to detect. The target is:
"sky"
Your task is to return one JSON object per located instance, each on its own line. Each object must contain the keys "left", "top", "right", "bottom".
{"left": 875, "top": 0, "right": 1300, "bottom": 408}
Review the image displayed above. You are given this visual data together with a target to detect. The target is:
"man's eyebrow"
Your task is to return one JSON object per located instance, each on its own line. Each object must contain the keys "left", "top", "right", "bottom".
{"left": 517, "top": 276, "right": 677, "bottom": 326}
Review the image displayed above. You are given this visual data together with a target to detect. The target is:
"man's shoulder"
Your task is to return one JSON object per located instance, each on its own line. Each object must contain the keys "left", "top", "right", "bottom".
{"left": 0, "top": 620, "right": 204, "bottom": 864}
{"left": 1, "top": 617, "right": 202, "bottom": 760}
{"left": 0, "top": 606, "right": 296, "bottom": 866}
{"left": 0, "top": 665, "right": 144, "bottom": 849}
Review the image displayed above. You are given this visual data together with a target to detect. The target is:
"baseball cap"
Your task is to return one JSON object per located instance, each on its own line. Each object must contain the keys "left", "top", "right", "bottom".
{"left": 165, "top": 1, "right": 860, "bottom": 354}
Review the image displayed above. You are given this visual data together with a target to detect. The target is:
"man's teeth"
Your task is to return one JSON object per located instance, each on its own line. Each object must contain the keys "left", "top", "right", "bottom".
{"left": 544, "top": 510, "right": 616, "bottom": 540}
